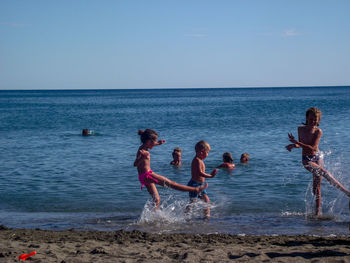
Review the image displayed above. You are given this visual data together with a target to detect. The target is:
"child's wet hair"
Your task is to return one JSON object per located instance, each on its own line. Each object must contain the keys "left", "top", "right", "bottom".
{"left": 223, "top": 152, "right": 233, "bottom": 163}
{"left": 138, "top": 129, "right": 158, "bottom": 143}
{"left": 240, "top": 153, "right": 250, "bottom": 159}
{"left": 195, "top": 140, "right": 211, "bottom": 152}
{"left": 304, "top": 107, "right": 322, "bottom": 126}
{"left": 173, "top": 147, "right": 182, "bottom": 154}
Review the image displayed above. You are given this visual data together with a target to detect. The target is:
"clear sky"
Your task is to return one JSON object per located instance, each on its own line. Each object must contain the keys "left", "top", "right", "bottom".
{"left": 1, "top": 0, "right": 350, "bottom": 90}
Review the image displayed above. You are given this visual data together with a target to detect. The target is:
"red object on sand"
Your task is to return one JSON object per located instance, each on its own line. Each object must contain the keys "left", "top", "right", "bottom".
{"left": 18, "top": 251, "right": 36, "bottom": 261}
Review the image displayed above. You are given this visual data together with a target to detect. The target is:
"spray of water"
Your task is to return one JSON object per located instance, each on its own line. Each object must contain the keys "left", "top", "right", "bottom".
{"left": 139, "top": 195, "right": 214, "bottom": 222}
{"left": 303, "top": 150, "right": 349, "bottom": 220}
{"left": 134, "top": 193, "right": 219, "bottom": 233}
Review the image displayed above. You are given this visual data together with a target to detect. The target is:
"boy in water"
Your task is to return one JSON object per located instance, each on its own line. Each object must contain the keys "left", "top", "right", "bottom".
{"left": 170, "top": 147, "right": 182, "bottom": 166}
{"left": 187, "top": 140, "right": 217, "bottom": 218}
{"left": 286, "top": 107, "right": 350, "bottom": 215}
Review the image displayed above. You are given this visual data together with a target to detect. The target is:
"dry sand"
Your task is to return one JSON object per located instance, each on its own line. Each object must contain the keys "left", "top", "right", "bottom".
{"left": 1, "top": 225, "right": 350, "bottom": 262}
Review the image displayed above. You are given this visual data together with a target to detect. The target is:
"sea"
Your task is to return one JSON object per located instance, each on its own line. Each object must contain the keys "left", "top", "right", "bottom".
{"left": 1, "top": 86, "right": 350, "bottom": 236}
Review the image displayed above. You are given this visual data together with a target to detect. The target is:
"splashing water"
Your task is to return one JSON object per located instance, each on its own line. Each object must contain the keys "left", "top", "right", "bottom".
{"left": 135, "top": 194, "right": 218, "bottom": 233}
{"left": 303, "top": 151, "right": 349, "bottom": 220}
{"left": 138, "top": 195, "right": 187, "bottom": 225}
{"left": 138, "top": 195, "right": 213, "bottom": 222}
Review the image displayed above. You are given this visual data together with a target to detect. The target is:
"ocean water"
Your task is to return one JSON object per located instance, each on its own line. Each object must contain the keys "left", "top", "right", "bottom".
{"left": 1, "top": 87, "right": 350, "bottom": 235}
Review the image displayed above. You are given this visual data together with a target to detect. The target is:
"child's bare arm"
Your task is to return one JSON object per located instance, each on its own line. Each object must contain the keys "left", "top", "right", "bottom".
{"left": 155, "top": 139, "right": 165, "bottom": 146}
{"left": 210, "top": 168, "right": 217, "bottom": 177}
{"left": 289, "top": 129, "right": 322, "bottom": 152}
{"left": 285, "top": 143, "right": 300, "bottom": 152}
{"left": 286, "top": 129, "right": 303, "bottom": 151}
{"left": 195, "top": 159, "right": 217, "bottom": 178}
{"left": 200, "top": 169, "right": 217, "bottom": 178}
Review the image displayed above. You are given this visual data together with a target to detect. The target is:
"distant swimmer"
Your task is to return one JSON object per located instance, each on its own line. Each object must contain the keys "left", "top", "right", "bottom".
{"left": 217, "top": 152, "right": 235, "bottom": 170}
{"left": 82, "top": 129, "right": 95, "bottom": 136}
{"left": 286, "top": 107, "right": 350, "bottom": 216}
{"left": 240, "top": 153, "right": 250, "bottom": 164}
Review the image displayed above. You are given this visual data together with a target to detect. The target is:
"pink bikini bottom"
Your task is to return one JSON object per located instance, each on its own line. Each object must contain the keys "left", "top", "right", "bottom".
{"left": 138, "top": 170, "right": 159, "bottom": 189}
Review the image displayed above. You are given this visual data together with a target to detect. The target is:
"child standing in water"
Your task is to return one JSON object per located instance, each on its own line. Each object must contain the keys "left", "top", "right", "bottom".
{"left": 170, "top": 147, "right": 182, "bottom": 166}
{"left": 134, "top": 129, "right": 208, "bottom": 210}
{"left": 286, "top": 107, "right": 350, "bottom": 215}
{"left": 187, "top": 140, "right": 217, "bottom": 218}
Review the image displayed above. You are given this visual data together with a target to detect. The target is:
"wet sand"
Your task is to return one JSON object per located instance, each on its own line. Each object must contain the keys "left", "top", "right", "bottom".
{"left": 1, "top": 226, "right": 350, "bottom": 262}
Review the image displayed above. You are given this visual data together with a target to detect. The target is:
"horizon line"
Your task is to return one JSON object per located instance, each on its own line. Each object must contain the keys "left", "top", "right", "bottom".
{"left": 0, "top": 85, "right": 349, "bottom": 92}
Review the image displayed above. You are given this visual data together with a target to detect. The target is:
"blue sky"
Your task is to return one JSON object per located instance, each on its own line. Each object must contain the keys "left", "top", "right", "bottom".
{"left": 1, "top": 0, "right": 350, "bottom": 89}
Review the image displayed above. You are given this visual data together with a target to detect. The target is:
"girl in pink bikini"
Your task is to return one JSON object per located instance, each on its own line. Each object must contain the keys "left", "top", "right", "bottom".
{"left": 134, "top": 129, "right": 208, "bottom": 210}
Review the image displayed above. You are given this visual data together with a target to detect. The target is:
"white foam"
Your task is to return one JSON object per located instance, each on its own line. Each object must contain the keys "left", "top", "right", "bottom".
{"left": 281, "top": 211, "right": 304, "bottom": 217}
{"left": 138, "top": 195, "right": 211, "bottom": 225}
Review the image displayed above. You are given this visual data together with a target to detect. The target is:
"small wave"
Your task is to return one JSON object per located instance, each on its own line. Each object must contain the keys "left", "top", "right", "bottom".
{"left": 281, "top": 211, "right": 304, "bottom": 217}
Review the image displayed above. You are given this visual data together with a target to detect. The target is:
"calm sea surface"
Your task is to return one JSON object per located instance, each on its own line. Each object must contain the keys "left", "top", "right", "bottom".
{"left": 1, "top": 87, "right": 350, "bottom": 235}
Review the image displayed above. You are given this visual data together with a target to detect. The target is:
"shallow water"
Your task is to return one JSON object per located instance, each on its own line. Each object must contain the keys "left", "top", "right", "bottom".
{"left": 1, "top": 87, "right": 350, "bottom": 235}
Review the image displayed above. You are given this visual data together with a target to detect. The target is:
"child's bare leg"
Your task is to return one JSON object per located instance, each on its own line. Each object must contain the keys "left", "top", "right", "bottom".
{"left": 146, "top": 184, "right": 160, "bottom": 210}
{"left": 319, "top": 168, "right": 350, "bottom": 196}
{"left": 200, "top": 194, "right": 210, "bottom": 219}
{"left": 305, "top": 162, "right": 350, "bottom": 197}
{"left": 151, "top": 172, "right": 208, "bottom": 193}
{"left": 313, "top": 174, "right": 322, "bottom": 216}
{"left": 185, "top": 198, "right": 197, "bottom": 214}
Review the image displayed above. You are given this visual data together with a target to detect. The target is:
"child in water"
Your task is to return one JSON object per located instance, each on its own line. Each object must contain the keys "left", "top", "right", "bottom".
{"left": 187, "top": 140, "right": 217, "bottom": 218}
{"left": 134, "top": 129, "right": 208, "bottom": 210}
{"left": 170, "top": 147, "right": 182, "bottom": 166}
{"left": 217, "top": 152, "right": 235, "bottom": 169}
{"left": 240, "top": 153, "right": 250, "bottom": 164}
{"left": 286, "top": 107, "right": 350, "bottom": 215}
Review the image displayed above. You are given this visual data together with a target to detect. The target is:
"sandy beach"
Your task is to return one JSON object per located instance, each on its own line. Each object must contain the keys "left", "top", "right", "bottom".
{"left": 1, "top": 226, "right": 350, "bottom": 263}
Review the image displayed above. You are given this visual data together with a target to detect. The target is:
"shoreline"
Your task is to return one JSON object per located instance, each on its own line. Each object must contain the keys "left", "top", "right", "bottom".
{"left": 1, "top": 227, "right": 350, "bottom": 262}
